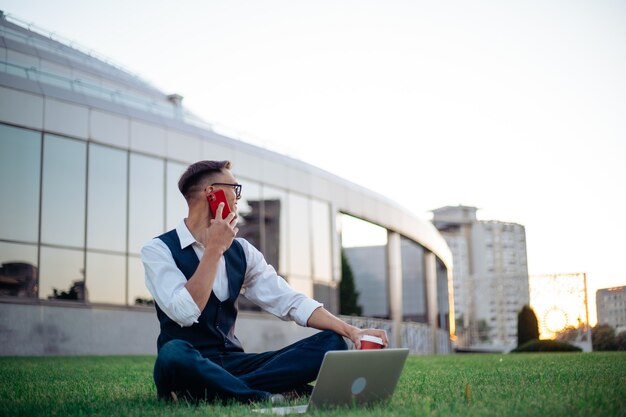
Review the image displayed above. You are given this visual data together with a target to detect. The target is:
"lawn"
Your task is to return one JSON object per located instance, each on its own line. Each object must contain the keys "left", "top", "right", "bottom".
{"left": 1, "top": 352, "right": 625, "bottom": 417}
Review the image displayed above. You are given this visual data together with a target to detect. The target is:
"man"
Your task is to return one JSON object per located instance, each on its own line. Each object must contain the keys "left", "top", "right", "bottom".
{"left": 141, "top": 160, "right": 387, "bottom": 404}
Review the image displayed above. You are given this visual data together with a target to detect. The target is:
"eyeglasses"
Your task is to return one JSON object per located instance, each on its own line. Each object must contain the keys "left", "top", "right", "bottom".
{"left": 211, "top": 183, "right": 242, "bottom": 199}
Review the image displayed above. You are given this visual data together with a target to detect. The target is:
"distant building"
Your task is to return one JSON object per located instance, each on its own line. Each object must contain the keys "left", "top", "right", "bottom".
{"left": 432, "top": 205, "right": 529, "bottom": 350}
{"left": 596, "top": 286, "right": 626, "bottom": 333}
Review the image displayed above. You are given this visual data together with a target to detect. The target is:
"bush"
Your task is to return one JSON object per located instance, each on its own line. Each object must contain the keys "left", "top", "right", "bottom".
{"left": 592, "top": 324, "right": 617, "bottom": 351}
{"left": 517, "top": 305, "right": 540, "bottom": 347}
{"left": 617, "top": 331, "right": 626, "bottom": 351}
{"left": 510, "top": 339, "right": 582, "bottom": 353}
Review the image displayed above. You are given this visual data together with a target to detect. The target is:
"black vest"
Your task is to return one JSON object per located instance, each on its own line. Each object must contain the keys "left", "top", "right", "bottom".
{"left": 155, "top": 229, "right": 247, "bottom": 354}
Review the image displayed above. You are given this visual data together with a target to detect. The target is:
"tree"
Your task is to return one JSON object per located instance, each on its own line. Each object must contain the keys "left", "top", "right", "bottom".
{"left": 48, "top": 280, "right": 86, "bottom": 301}
{"left": 616, "top": 330, "right": 626, "bottom": 351}
{"left": 517, "top": 305, "right": 540, "bottom": 347}
{"left": 555, "top": 325, "right": 579, "bottom": 342}
{"left": 339, "top": 250, "right": 362, "bottom": 316}
{"left": 592, "top": 324, "right": 617, "bottom": 351}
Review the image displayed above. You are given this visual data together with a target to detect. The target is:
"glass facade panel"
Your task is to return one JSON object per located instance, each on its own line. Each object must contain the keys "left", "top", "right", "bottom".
{"left": 39, "top": 246, "right": 85, "bottom": 301}
{"left": 39, "top": 59, "right": 74, "bottom": 90}
{"left": 313, "top": 283, "right": 338, "bottom": 314}
{"left": 289, "top": 275, "right": 313, "bottom": 298}
{"left": 340, "top": 214, "right": 387, "bottom": 248}
{"left": 86, "top": 252, "right": 125, "bottom": 304}
{"left": 87, "top": 144, "right": 128, "bottom": 252}
{"left": 41, "top": 134, "right": 87, "bottom": 248}
{"left": 7, "top": 49, "right": 39, "bottom": 70}
{"left": 437, "top": 258, "right": 450, "bottom": 330}
{"left": 401, "top": 237, "right": 427, "bottom": 323}
{"left": 287, "top": 193, "right": 311, "bottom": 278}
{"left": 261, "top": 186, "right": 288, "bottom": 275}
{"left": 128, "top": 154, "right": 164, "bottom": 254}
{"left": 128, "top": 255, "right": 152, "bottom": 306}
{"left": 0, "top": 124, "right": 41, "bottom": 243}
{"left": 0, "top": 241, "right": 38, "bottom": 298}
{"left": 237, "top": 180, "right": 263, "bottom": 250}
{"left": 0, "top": 115, "right": 445, "bottom": 328}
{"left": 165, "top": 161, "right": 187, "bottom": 230}
{"left": 340, "top": 214, "right": 389, "bottom": 319}
{"left": 311, "top": 199, "right": 332, "bottom": 282}
{"left": 236, "top": 181, "right": 263, "bottom": 311}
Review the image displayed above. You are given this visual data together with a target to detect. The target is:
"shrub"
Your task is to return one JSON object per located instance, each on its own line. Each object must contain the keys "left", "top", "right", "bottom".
{"left": 510, "top": 339, "right": 582, "bottom": 353}
{"left": 517, "top": 305, "right": 540, "bottom": 347}
{"left": 617, "top": 331, "right": 626, "bottom": 351}
{"left": 592, "top": 324, "right": 617, "bottom": 351}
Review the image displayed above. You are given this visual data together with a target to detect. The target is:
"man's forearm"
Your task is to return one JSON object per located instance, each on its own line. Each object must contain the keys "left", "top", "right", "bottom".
{"left": 306, "top": 307, "right": 356, "bottom": 338}
{"left": 184, "top": 250, "right": 221, "bottom": 311}
{"left": 306, "top": 306, "right": 389, "bottom": 349}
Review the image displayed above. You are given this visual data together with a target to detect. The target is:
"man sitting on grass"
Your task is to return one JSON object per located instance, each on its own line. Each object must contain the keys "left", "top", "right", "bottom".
{"left": 141, "top": 160, "right": 387, "bottom": 404}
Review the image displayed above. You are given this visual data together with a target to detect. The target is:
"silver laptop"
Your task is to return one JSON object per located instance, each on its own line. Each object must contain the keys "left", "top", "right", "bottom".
{"left": 254, "top": 348, "right": 409, "bottom": 414}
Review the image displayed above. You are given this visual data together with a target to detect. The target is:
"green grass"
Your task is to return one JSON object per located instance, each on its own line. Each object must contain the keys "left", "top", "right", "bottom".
{"left": 1, "top": 352, "right": 625, "bottom": 417}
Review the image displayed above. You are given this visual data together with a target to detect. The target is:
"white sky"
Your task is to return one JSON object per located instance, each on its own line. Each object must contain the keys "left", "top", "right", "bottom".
{"left": 2, "top": 0, "right": 625, "bottom": 324}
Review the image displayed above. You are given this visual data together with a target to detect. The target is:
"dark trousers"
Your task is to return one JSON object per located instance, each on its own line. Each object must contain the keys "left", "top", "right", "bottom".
{"left": 153, "top": 330, "right": 348, "bottom": 403}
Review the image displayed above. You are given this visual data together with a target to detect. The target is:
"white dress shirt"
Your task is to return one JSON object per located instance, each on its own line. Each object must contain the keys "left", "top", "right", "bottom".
{"left": 141, "top": 220, "right": 322, "bottom": 328}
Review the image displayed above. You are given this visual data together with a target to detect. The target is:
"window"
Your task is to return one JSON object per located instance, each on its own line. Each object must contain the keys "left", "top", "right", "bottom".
{"left": 287, "top": 193, "right": 311, "bottom": 278}
{"left": 0, "top": 124, "right": 41, "bottom": 243}
{"left": 128, "top": 154, "right": 164, "bottom": 254}
{"left": 41, "top": 134, "right": 87, "bottom": 248}
{"left": 128, "top": 255, "right": 152, "bottom": 306}
{"left": 237, "top": 180, "right": 263, "bottom": 253}
{"left": 262, "top": 186, "right": 288, "bottom": 275}
{"left": 165, "top": 161, "right": 187, "bottom": 230}
{"left": 401, "top": 237, "right": 426, "bottom": 323}
{"left": 437, "top": 258, "right": 450, "bottom": 330}
{"left": 286, "top": 193, "right": 312, "bottom": 297}
{"left": 311, "top": 199, "right": 333, "bottom": 282}
{"left": 39, "top": 246, "right": 85, "bottom": 301}
{"left": 236, "top": 180, "right": 263, "bottom": 310}
{"left": 340, "top": 214, "right": 388, "bottom": 318}
{"left": 0, "top": 242, "right": 38, "bottom": 298}
{"left": 87, "top": 144, "right": 127, "bottom": 252}
{"left": 86, "top": 252, "right": 125, "bottom": 304}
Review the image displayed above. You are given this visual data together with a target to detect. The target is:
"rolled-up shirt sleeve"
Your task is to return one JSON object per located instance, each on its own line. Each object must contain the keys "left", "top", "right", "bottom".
{"left": 140, "top": 239, "right": 201, "bottom": 327}
{"left": 238, "top": 238, "right": 322, "bottom": 326}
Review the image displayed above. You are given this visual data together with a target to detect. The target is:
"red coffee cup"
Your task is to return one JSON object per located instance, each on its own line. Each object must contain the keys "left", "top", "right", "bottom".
{"left": 360, "top": 335, "right": 384, "bottom": 350}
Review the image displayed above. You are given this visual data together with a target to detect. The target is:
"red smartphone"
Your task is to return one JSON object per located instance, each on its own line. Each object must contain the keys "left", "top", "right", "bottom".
{"left": 207, "top": 189, "right": 231, "bottom": 220}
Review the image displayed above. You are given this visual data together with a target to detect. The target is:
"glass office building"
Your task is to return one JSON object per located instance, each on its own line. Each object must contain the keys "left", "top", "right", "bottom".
{"left": 0, "top": 13, "right": 453, "bottom": 355}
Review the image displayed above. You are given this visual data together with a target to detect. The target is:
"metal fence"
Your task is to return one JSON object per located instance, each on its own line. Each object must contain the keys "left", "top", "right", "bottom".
{"left": 340, "top": 315, "right": 452, "bottom": 354}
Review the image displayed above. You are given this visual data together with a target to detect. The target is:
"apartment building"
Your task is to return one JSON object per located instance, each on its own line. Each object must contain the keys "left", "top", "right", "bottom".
{"left": 596, "top": 286, "right": 626, "bottom": 333}
{"left": 432, "top": 205, "right": 529, "bottom": 350}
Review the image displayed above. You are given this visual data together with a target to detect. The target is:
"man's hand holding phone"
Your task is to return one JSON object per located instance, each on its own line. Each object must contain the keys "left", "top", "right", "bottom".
{"left": 202, "top": 190, "right": 238, "bottom": 255}
{"left": 207, "top": 189, "right": 232, "bottom": 220}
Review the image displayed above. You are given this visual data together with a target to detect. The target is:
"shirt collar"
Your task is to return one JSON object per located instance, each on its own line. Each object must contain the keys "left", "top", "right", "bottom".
{"left": 176, "top": 219, "right": 196, "bottom": 249}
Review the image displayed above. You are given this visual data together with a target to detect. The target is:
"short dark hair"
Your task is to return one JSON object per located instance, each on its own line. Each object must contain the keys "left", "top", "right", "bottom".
{"left": 178, "top": 160, "right": 231, "bottom": 197}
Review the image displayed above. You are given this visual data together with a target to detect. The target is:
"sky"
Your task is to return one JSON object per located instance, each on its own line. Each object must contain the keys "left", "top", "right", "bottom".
{"left": 1, "top": 0, "right": 625, "bottom": 325}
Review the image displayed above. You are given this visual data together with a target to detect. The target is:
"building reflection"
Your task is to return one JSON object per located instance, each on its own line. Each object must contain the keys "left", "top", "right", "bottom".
{"left": 237, "top": 198, "right": 281, "bottom": 311}
{"left": 0, "top": 262, "right": 38, "bottom": 298}
{"left": 0, "top": 260, "right": 88, "bottom": 302}
{"left": 238, "top": 199, "right": 281, "bottom": 271}
{"left": 48, "top": 280, "right": 87, "bottom": 301}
